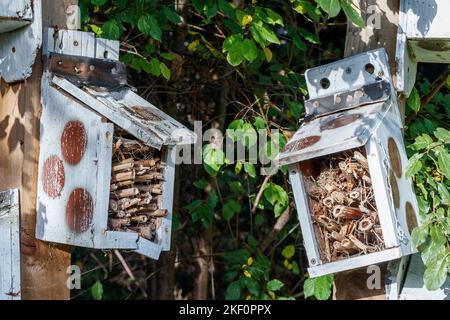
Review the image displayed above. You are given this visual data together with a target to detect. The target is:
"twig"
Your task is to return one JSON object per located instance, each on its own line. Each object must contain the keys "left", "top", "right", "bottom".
{"left": 259, "top": 205, "right": 292, "bottom": 252}
{"left": 89, "top": 252, "right": 108, "bottom": 280}
{"left": 406, "top": 69, "right": 450, "bottom": 124}
{"left": 251, "top": 175, "right": 271, "bottom": 214}
{"left": 114, "top": 250, "right": 136, "bottom": 281}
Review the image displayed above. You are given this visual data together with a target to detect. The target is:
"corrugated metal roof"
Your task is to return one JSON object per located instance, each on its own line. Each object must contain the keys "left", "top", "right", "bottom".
{"left": 51, "top": 75, "right": 196, "bottom": 150}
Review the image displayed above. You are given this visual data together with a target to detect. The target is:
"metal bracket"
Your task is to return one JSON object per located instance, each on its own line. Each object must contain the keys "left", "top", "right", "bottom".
{"left": 305, "top": 48, "right": 392, "bottom": 100}
{"left": 44, "top": 27, "right": 120, "bottom": 61}
{"left": 49, "top": 53, "right": 127, "bottom": 89}
{"left": 305, "top": 80, "right": 391, "bottom": 119}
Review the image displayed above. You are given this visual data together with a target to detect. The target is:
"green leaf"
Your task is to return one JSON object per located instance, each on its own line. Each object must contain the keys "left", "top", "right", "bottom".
{"left": 138, "top": 15, "right": 162, "bottom": 41}
{"left": 159, "top": 62, "right": 171, "bottom": 80}
{"left": 240, "top": 122, "right": 258, "bottom": 149}
{"left": 317, "top": 0, "right": 341, "bottom": 18}
{"left": 267, "top": 279, "right": 285, "bottom": 291}
{"left": 91, "top": 281, "right": 103, "bottom": 300}
{"left": 235, "top": 162, "right": 243, "bottom": 174}
{"left": 102, "top": 20, "right": 121, "bottom": 40}
{"left": 435, "top": 127, "right": 450, "bottom": 143}
{"left": 244, "top": 162, "right": 256, "bottom": 178}
{"left": 89, "top": 24, "right": 103, "bottom": 36}
{"left": 264, "top": 183, "right": 289, "bottom": 217}
{"left": 411, "top": 226, "right": 428, "bottom": 248}
{"left": 242, "top": 277, "right": 260, "bottom": 296}
{"left": 250, "top": 21, "right": 280, "bottom": 48}
{"left": 298, "top": 27, "right": 320, "bottom": 44}
{"left": 423, "top": 256, "right": 448, "bottom": 291}
{"left": 438, "top": 150, "right": 450, "bottom": 180}
{"left": 160, "top": 52, "right": 176, "bottom": 60}
{"left": 241, "top": 39, "right": 258, "bottom": 62}
{"left": 340, "top": 0, "right": 364, "bottom": 27}
{"left": 303, "top": 274, "right": 334, "bottom": 300}
{"left": 223, "top": 199, "right": 241, "bottom": 221}
{"left": 203, "top": 144, "right": 226, "bottom": 176}
{"left": 253, "top": 116, "right": 266, "bottom": 130}
{"left": 226, "top": 41, "right": 244, "bottom": 66}
{"left": 193, "top": 180, "right": 209, "bottom": 189}
{"left": 264, "top": 8, "right": 284, "bottom": 26}
{"left": 291, "top": 32, "right": 307, "bottom": 51}
{"left": 412, "top": 134, "right": 433, "bottom": 150}
{"left": 281, "top": 245, "right": 295, "bottom": 259}
{"left": 226, "top": 281, "right": 242, "bottom": 300}
{"left": 438, "top": 183, "right": 450, "bottom": 205}
{"left": 218, "top": 0, "right": 236, "bottom": 18}
{"left": 161, "top": 6, "right": 181, "bottom": 24}
{"left": 407, "top": 87, "right": 421, "bottom": 113}
{"left": 91, "top": 0, "right": 107, "bottom": 5}
{"left": 405, "top": 152, "right": 424, "bottom": 178}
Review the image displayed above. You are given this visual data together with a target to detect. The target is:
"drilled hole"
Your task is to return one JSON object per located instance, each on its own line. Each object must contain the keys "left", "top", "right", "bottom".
{"left": 365, "top": 63, "right": 375, "bottom": 74}
{"left": 11, "top": 47, "right": 16, "bottom": 53}
{"left": 104, "top": 50, "right": 109, "bottom": 59}
{"left": 73, "top": 40, "right": 79, "bottom": 47}
{"left": 345, "top": 67, "right": 352, "bottom": 74}
{"left": 320, "top": 78, "right": 330, "bottom": 89}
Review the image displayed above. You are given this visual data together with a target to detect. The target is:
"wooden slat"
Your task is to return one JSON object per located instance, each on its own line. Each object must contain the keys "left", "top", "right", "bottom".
{"left": 0, "top": 189, "right": 21, "bottom": 300}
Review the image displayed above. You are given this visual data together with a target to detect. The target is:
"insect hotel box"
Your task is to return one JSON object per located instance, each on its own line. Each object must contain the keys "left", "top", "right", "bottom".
{"left": 0, "top": 189, "right": 21, "bottom": 300}
{"left": 396, "top": 0, "right": 450, "bottom": 95}
{"left": 35, "top": 28, "right": 195, "bottom": 260}
{"left": 276, "top": 49, "right": 420, "bottom": 277}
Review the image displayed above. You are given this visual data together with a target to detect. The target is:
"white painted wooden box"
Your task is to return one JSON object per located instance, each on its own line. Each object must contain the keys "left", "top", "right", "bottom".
{"left": 276, "top": 49, "right": 420, "bottom": 277}
{"left": 0, "top": 0, "right": 32, "bottom": 33}
{"left": 396, "top": 0, "right": 450, "bottom": 95}
{"left": 36, "top": 29, "right": 195, "bottom": 260}
{"left": 0, "top": 189, "right": 21, "bottom": 300}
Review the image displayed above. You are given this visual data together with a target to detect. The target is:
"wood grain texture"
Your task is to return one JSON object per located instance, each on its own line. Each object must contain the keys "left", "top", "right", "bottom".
{"left": 0, "top": 0, "right": 77, "bottom": 300}
{"left": 334, "top": 0, "right": 402, "bottom": 300}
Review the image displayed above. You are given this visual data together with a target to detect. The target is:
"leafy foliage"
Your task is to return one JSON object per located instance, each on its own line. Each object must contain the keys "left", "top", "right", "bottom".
{"left": 75, "top": 0, "right": 371, "bottom": 301}
{"left": 405, "top": 76, "right": 450, "bottom": 291}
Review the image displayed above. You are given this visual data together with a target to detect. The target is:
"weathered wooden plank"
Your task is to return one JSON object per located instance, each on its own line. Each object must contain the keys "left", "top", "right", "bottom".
{"left": 0, "top": 189, "right": 21, "bottom": 300}
{"left": 0, "top": 0, "right": 32, "bottom": 33}
{"left": 0, "top": 0, "right": 41, "bottom": 83}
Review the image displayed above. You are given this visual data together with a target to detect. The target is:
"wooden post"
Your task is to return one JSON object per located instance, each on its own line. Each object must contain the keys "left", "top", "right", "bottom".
{"left": 333, "top": 0, "right": 403, "bottom": 300}
{"left": 0, "top": 0, "right": 78, "bottom": 300}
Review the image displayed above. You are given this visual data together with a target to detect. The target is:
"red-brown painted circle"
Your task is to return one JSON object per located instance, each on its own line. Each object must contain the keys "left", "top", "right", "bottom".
{"left": 389, "top": 169, "right": 400, "bottom": 209}
{"left": 388, "top": 137, "right": 402, "bottom": 178}
{"left": 42, "top": 155, "right": 65, "bottom": 198}
{"left": 283, "top": 135, "right": 321, "bottom": 153}
{"left": 61, "top": 120, "right": 87, "bottom": 165}
{"left": 320, "top": 114, "right": 361, "bottom": 131}
{"left": 66, "top": 188, "right": 93, "bottom": 233}
{"left": 405, "top": 202, "right": 418, "bottom": 234}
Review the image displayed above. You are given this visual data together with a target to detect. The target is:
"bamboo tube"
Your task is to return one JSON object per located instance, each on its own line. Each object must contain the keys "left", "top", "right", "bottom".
{"left": 112, "top": 170, "right": 135, "bottom": 182}
{"left": 130, "top": 215, "right": 148, "bottom": 223}
{"left": 115, "top": 187, "right": 139, "bottom": 198}
{"left": 112, "top": 161, "right": 135, "bottom": 172}
{"left": 149, "top": 209, "right": 168, "bottom": 217}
